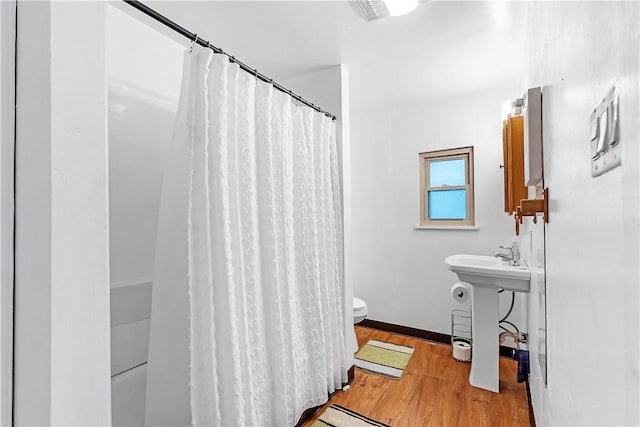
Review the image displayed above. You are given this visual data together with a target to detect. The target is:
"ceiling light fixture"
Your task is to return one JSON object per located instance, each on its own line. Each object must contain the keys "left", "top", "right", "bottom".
{"left": 383, "top": 0, "right": 419, "bottom": 16}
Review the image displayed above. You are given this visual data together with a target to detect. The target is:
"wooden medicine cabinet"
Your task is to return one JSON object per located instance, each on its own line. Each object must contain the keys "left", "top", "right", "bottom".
{"left": 502, "top": 115, "right": 528, "bottom": 215}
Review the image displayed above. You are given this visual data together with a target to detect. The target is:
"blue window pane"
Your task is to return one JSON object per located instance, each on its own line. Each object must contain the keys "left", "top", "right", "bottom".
{"left": 428, "top": 189, "right": 467, "bottom": 219}
{"left": 429, "top": 158, "right": 465, "bottom": 187}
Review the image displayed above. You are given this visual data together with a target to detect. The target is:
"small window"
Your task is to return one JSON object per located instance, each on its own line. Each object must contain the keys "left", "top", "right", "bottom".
{"left": 419, "top": 147, "right": 475, "bottom": 226}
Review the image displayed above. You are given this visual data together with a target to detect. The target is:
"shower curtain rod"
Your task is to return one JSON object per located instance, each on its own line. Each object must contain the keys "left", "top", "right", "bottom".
{"left": 123, "top": 0, "right": 337, "bottom": 121}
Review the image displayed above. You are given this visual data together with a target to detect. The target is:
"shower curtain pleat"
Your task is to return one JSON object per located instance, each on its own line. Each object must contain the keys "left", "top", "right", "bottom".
{"left": 145, "top": 46, "right": 347, "bottom": 427}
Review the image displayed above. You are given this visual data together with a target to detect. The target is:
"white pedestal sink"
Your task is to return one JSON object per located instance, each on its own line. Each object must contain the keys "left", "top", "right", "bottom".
{"left": 445, "top": 254, "right": 530, "bottom": 393}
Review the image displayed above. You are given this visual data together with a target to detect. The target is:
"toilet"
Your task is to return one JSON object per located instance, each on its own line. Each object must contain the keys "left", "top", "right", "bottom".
{"left": 353, "top": 297, "right": 368, "bottom": 324}
{"left": 352, "top": 297, "right": 368, "bottom": 353}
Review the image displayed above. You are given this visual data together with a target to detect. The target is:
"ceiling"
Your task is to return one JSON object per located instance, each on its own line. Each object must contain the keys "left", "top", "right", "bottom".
{"left": 115, "top": 0, "right": 526, "bottom": 115}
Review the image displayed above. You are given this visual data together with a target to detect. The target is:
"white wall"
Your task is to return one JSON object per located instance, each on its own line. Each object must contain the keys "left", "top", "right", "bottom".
{"left": 519, "top": 2, "right": 639, "bottom": 425}
{"left": 14, "top": 2, "right": 111, "bottom": 425}
{"left": 0, "top": 2, "right": 15, "bottom": 426}
{"left": 350, "top": 85, "right": 525, "bottom": 335}
{"left": 106, "top": 5, "right": 184, "bottom": 426}
{"left": 282, "top": 67, "right": 343, "bottom": 119}
{"left": 107, "top": 5, "right": 184, "bottom": 285}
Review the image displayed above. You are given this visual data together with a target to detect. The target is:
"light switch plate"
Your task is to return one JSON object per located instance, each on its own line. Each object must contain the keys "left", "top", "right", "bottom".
{"left": 589, "top": 115, "right": 599, "bottom": 143}
{"left": 591, "top": 86, "right": 620, "bottom": 177}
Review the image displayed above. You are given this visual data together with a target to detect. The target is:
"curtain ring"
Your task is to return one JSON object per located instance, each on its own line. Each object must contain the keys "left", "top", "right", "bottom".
{"left": 189, "top": 34, "right": 199, "bottom": 54}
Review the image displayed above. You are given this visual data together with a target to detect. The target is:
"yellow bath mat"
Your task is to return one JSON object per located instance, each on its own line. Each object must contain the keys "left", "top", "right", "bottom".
{"left": 354, "top": 339, "right": 414, "bottom": 379}
{"left": 312, "top": 404, "right": 390, "bottom": 427}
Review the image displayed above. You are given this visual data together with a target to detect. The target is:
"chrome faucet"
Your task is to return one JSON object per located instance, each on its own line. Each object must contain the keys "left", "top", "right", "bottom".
{"left": 495, "top": 245, "right": 519, "bottom": 265}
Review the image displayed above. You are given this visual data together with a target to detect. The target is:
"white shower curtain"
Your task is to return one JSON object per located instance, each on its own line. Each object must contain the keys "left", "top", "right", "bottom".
{"left": 145, "top": 45, "right": 348, "bottom": 427}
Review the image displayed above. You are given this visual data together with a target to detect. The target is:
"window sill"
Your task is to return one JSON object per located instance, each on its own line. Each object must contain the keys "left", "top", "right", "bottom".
{"left": 414, "top": 225, "right": 480, "bottom": 231}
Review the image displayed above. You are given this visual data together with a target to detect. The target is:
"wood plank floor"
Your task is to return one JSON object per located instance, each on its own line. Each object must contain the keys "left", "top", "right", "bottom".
{"left": 306, "top": 326, "right": 530, "bottom": 427}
